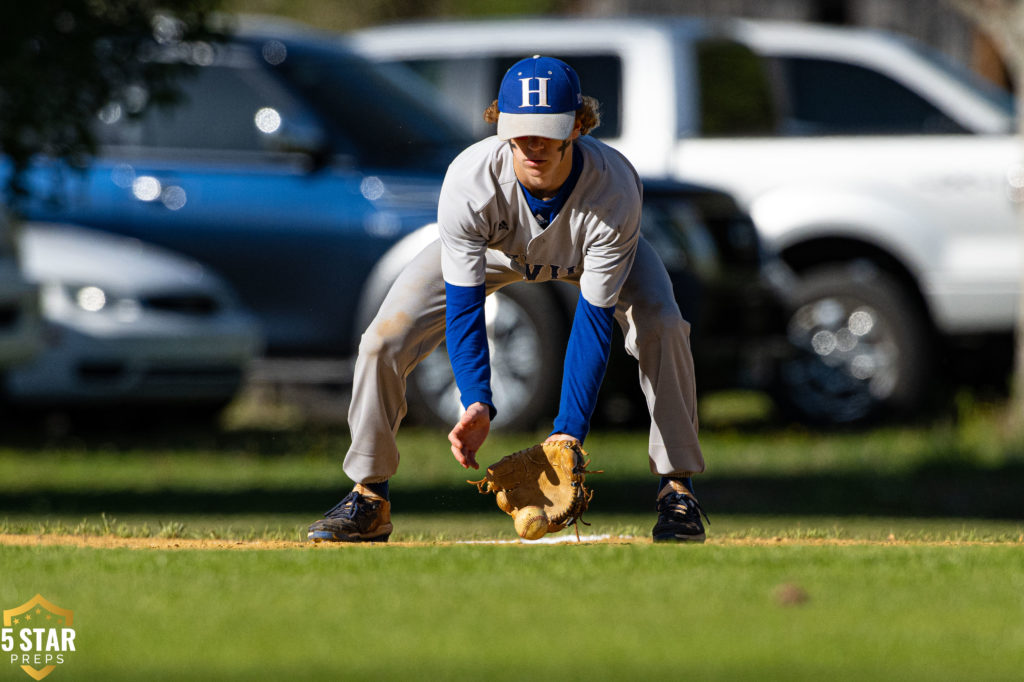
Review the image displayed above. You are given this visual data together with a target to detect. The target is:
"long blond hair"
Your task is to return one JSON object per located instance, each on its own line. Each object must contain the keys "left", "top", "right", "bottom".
{"left": 483, "top": 95, "right": 602, "bottom": 136}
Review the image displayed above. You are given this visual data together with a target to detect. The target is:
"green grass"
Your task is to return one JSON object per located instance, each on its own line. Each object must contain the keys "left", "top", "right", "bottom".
{"left": 2, "top": 391, "right": 1023, "bottom": 542}
{"left": 3, "top": 543, "right": 1023, "bottom": 681}
{"left": 2, "top": 391, "right": 1023, "bottom": 678}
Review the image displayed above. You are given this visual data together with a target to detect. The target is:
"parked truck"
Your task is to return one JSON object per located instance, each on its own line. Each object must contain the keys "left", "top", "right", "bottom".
{"left": 353, "top": 16, "right": 1023, "bottom": 425}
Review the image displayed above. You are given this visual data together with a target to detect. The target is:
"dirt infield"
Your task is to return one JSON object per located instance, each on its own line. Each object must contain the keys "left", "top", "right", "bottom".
{"left": 2, "top": 533, "right": 1019, "bottom": 550}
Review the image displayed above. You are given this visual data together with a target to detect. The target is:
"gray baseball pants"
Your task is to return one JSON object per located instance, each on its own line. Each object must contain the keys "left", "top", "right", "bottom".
{"left": 343, "top": 237, "right": 705, "bottom": 483}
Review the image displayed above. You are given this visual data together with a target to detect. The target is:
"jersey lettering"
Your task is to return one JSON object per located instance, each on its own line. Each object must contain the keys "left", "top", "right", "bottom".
{"left": 524, "top": 263, "right": 545, "bottom": 280}
{"left": 519, "top": 78, "right": 550, "bottom": 108}
{"left": 504, "top": 253, "right": 576, "bottom": 280}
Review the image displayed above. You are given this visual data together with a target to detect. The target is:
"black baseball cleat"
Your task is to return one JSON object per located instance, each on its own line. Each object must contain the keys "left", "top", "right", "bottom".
{"left": 307, "top": 484, "right": 393, "bottom": 543}
{"left": 652, "top": 479, "right": 709, "bottom": 543}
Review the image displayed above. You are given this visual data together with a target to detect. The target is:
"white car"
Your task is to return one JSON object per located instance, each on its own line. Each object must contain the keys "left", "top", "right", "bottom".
{"left": 6, "top": 223, "right": 263, "bottom": 413}
{"left": 353, "top": 17, "right": 1023, "bottom": 425}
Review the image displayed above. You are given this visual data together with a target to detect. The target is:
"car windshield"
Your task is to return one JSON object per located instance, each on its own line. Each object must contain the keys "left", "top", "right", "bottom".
{"left": 898, "top": 34, "right": 1016, "bottom": 119}
{"left": 269, "top": 40, "right": 474, "bottom": 171}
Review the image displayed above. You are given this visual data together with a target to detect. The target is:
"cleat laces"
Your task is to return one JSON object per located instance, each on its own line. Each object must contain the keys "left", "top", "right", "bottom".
{"left": 321, "top": 490, "right": 378, "bottom": 521}
{"left": 658, "top": 490, "right": 711, "bottom": 527}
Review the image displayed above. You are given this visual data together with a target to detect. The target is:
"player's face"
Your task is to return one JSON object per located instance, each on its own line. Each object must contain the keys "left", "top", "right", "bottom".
{"left": 509, "top": 122, "right": 582, "bottom": 198}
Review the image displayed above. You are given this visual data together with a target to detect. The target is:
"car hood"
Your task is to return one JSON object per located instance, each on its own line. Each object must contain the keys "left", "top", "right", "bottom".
{"left": 18, "top": 223, "right": 227, "bottom": 296}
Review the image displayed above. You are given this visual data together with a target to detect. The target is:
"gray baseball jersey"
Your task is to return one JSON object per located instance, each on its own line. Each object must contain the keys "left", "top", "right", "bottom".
{"left": 438, "top": 135, "right": 643, "bottom": 308}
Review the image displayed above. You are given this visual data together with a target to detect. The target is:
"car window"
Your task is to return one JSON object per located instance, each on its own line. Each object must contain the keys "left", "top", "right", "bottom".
{"left": 273, "top": 42, "right": 473, "bottom": 170}
{"left": 900, "top": 38, "right": 1014, "bottom": 118}
{"left": 397, "top": 57, "right": 494, "bottom": 138}
{"left": 94, "top": 40, "right": 472, "bottom": 171}
{"left": 97, "top": 63, "right": 320, "bottom": 153}
{"left": 696, "top": 39, "right": 777, "bottom": 137}
{"left": 773, "top": 56, "right": 966, "bottom": 135}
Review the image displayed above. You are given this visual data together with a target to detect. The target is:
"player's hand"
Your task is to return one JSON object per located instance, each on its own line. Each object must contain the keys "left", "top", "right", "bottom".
{"left": 448, "top": 402, "right": 490, "bottom": 470}
{"left": 545, "top": 433, "right": 577, "bottom": 443}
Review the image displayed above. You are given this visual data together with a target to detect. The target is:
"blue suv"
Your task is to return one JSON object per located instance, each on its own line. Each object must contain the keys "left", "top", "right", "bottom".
{"left": 18, "top": 21, "right": 469, "bottom": 358}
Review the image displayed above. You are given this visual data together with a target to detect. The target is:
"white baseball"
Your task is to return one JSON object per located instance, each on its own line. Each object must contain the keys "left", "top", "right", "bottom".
{"left": 514, "top": 506, "right": 549, "bottom": 540}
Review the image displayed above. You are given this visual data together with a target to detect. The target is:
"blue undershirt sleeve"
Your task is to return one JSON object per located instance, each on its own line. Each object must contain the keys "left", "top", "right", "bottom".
{"left": 551, "top": 292, "right": 616, "bottom": 442}
{"left": 445, "top": 282, "right": 496, "bottom": 419}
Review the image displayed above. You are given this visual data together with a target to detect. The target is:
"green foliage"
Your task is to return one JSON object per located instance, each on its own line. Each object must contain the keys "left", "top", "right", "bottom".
{"left": 0, "top": 0, "right": 223, "bottom": 204}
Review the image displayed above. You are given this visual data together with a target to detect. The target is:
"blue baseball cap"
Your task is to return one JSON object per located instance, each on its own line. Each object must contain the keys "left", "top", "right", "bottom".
{"left": 497, "top": 55, "right": 582, "bottom": 141}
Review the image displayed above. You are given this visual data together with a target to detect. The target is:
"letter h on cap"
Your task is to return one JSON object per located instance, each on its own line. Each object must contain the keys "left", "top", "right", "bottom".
{"left": 519, "top": 78, "right": 550, "bottom": 108}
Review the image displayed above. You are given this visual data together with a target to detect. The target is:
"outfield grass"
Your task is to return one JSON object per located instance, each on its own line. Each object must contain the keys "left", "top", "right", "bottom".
{"left": 1, "top": 393, "right": 1022, "bottom": 679}
{"left": 3, "top": 542, "right": 1023, "bottom": 681}
{"left": 2, "top": 392, "right": 1022, "bottom": 542}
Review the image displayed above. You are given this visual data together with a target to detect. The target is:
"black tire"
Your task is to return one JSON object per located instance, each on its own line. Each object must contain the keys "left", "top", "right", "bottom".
{"left": 771, "top": 263, "right": 931, "bottom": 426}
{"left": 405, "top": 283, "right": 566, "bottom": 431}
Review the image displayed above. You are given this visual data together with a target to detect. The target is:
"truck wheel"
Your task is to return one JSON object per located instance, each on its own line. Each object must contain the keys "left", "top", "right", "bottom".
{"left": 771, "top": 263, "right": 931, "bottom": 426}
{"left": 405, "top": 284, "right": 565, "bottom": 431}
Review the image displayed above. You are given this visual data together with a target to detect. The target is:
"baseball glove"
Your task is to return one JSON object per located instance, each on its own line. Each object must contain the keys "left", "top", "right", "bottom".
{"left": 468, "top": 439, "right": 601, "bottom": 533}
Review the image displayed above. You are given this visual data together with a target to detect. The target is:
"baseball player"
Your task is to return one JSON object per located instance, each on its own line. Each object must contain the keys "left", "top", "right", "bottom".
{"left": 308, "top": 55, "right": 708, "bottom": 543}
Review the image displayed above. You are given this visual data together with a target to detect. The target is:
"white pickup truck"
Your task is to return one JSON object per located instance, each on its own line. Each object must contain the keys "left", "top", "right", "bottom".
{"left": 352, "top": 16, "right": 1023, "bottom": 425}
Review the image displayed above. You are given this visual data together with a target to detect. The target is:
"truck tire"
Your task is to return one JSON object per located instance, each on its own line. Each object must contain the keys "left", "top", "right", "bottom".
{"left": 405, "top": 283, "right": 566, "bottom": 431}
{"left": 771, "top": 263, "right": 931, "bottom": 426}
